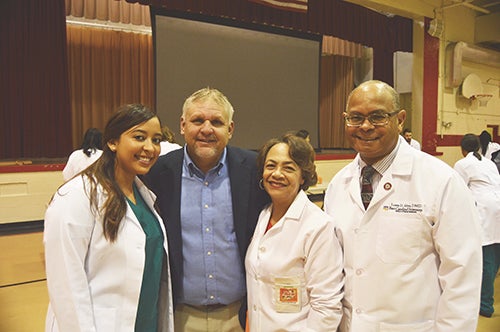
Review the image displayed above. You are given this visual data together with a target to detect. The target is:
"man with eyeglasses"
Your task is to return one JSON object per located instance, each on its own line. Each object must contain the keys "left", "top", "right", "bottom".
{"left": 323, "top": 80, "right": 482, "bottom": 331}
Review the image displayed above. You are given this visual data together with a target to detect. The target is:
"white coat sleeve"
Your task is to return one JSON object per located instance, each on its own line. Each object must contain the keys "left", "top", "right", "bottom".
{"left": 304, "top": 219, "right": 344, "bottom": 330}
{"left": 433, "top": 173, "right": 482, "bottom": 331}
{"left": 43, "top": 182, "right": 97, "bottom": 332}
{"left": 453, "top": 161, "right": 470, "bottom": 186}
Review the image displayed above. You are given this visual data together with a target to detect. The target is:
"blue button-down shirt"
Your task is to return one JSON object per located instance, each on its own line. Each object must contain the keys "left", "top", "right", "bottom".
{"left": 179, "top": 147, "right": 245, "bottom": 305}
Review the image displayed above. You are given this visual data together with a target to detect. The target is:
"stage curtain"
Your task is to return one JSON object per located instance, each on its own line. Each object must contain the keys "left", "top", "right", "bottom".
{"left": 65, "top": 0, "right": 151, "bottom": 26}
{"left": 0, "top": 0, "right": 71, "bottom": 159}
{"left": 66, "top": 25, "right": 154, "bottom": 149}
{"left": 319, "top": 55, "right": 354, "bottom": 149}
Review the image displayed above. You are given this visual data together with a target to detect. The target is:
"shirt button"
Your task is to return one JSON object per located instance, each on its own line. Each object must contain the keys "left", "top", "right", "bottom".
{"left": 210, "top": 295, "right": 214, "bottom": 300}
{"left": 354, "top": 228, "right": 360, "bottom": 234}
{"left": 259, "top": 246, "right": 266, "bottom": 252}
{"left": 356, "top": 269, "right": 363, "bottom": 275}
{"left": 204, "top": 181, "right": 209, "bottom": 186}
{"left": 355, "top": 308, "right": 362, "bottom": 314}
{"left": 208, "top": 274, "right": 213, "bottom": 279}
{"left": 253, "top": 305, "right": 257, "bottom": 311}
{"left": 205, "top": 227, "right": 210, "bottom": 232}
{"left": 204, "top": 204, "right": 209, "bottom": 209}
{"left": 207, "top": 251, "right": 212, "bottom": 256}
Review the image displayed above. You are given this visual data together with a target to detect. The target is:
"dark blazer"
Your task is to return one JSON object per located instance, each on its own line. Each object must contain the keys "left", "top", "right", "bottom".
{"left": 145, "top": 146, "right": 270, "bottom": 308}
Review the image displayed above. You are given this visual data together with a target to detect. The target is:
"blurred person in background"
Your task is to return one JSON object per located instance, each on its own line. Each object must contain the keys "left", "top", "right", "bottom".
{"left": 62, "top": 127, "right": 103, "bottom": 181}
{"left": 159, "top": 125, "right": 182, "bottom": 156}
{"left": 454, "top": 133, "right": 500, "bottom": 318}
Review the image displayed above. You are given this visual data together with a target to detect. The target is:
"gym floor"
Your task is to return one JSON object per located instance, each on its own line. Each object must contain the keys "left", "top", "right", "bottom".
{"left": 1, "top": 231, "right": 499, "bottom": 331}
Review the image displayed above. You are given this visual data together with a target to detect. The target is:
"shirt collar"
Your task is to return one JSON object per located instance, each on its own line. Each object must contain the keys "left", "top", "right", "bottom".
{"left": 183, "top": 146, "right": 227, "bottom": 179}
{"left": 358, "top": 138, "right": 400, "bottom": 175}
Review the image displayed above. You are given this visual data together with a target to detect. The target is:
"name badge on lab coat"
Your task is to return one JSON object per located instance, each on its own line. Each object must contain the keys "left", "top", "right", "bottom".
{"left": 273, "top": 276, "right": 302, "bottom": 313}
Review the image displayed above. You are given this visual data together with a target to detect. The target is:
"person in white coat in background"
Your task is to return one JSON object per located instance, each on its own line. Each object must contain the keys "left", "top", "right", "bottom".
{"left": 159, "top": 125, "right": 182, "bottom": 156}
{"left": 245, "top": 133, "right": 344, "bottom": 331}
{"left": 454, "top": 133, "right": 500, "bottom": 318}
{"left": 62, "top": 127, "right": 103, "bottom": 181}
{"left": 479, "top": 130, "right": 500, "bottom": 161}
{"left": 323, "top": 80, "right": 482, "bottom": 332}
{"left": 402, "top": 128, "right": 421, "bottom": 150}
{"left": 44, "top": 104, "right": 174, "bottom": 332}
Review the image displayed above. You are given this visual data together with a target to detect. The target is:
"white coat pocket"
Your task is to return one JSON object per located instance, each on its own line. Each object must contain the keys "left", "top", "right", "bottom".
{"left": 272, "top": 275, "right": 304, "bottom": 313}
{"left": 376, "top": 216, "right": 425, "bottom": 264}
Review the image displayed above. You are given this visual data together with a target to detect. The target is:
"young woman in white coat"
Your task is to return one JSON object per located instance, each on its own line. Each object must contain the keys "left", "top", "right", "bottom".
{"left": 245, "top": 134, "right": 344, "bottom": 331}
{"left": 454, "top": 133, "right": 500, "bottom": 318}
{"left": 44, "top": 104, "right": 174, "bottom": 332}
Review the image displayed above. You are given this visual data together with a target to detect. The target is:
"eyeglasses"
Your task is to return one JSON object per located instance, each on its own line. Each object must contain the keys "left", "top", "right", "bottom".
{"left": 344, "top": 111, "right": 400, "bottom": 127}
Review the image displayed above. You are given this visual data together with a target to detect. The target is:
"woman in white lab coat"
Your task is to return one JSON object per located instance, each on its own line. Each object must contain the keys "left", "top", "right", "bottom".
{"left": 454, "top": 133, "right": 500, "bottom": 318}
{"left": 479, "top": 130, "right": 500, "bottom": 160}
{"left": 44, "top": 104, "right": 174, "bottom": 332}
{"left": 62, "top": 127, "right": 103, "bottom": 181}
{"left": 245, "top": 134, "right": 344, "bottom": 331}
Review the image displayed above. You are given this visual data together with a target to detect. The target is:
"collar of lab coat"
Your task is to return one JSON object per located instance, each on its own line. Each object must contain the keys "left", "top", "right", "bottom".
{"left": 343, "top": 136, "right": 416, "bottom": 181}
{"left": 83, "top": 175, "right": 160, "bottom": 230}
{"left": 269, "top": 190, "right": 309, "bottom": 227}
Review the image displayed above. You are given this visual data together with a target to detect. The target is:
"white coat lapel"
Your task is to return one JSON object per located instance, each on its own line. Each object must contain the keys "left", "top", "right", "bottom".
{"left": 342, "top": 159, "right": 366, "bottom": 211}
{"left": 368, "top": 141, "right": 415, "bottom": 209}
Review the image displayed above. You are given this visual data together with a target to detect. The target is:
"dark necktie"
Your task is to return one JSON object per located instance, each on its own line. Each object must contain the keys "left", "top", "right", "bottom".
{"left": 361, "top": 165, "right": 375, "bottom": 209}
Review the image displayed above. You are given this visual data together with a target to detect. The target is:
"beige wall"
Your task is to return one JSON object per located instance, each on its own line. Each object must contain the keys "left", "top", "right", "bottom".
{"left": 438, "top": 7, "right": 500, "bottom": 166}
{"left": 0, "top": 172, "right": 63, "bottom": 224}
{"left": 352, "top": 1, "right": 500, "bottom": 168}
{"left": 0, "top": 158, "right": 355, "bottom": 224}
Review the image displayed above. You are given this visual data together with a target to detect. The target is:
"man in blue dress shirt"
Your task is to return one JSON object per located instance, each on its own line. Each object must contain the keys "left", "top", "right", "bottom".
{"left": 146, "top": 87, "right": 269, "bottom": 331}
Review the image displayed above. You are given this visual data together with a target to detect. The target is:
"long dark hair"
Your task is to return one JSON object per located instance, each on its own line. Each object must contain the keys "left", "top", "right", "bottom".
{"left": 81, "top": 128, "right": 103, "bottom": 157}
{"left": 82, "top": 104, "right": 158, "bottom": 242}
{"left": 461, "top": 133, "right": 482, "bottom": 161}
{"left": 479, "top": 130, "right": 492, "bottom": 156}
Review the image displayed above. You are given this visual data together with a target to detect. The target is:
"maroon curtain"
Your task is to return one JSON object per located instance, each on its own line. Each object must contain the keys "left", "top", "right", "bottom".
{"left": 0, "top": 0, "right": 412, "bottom": 159}
{"left": 0, "top": 0, "right": 71, "bottom": 159}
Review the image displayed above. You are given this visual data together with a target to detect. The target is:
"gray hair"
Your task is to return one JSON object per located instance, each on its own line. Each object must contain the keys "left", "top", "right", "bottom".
{"left": 182, "top": 87, "right": 234, "bottom": 122}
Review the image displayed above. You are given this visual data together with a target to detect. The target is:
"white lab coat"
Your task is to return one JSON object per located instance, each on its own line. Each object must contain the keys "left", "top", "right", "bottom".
{"left": 44, "top": 176, "right": 174, "bottom": 332}
{"left": 454, "top": 152, "right": 500, "bottom": 246}
{"left": 62, "top": 149, "right": 103, "bottom": 181}
{"left": 245, "top": 190, "right": 344, "bottom": 331}
{"left": 159, "top": 141, "right": 182, "bottom": 156}
{"left": 483, "top": 141, "right": 500, "bottom": 160}
{"left": 409, "top": 138, "right": 421, "bottom": 150}
{"left": 323, "top": 138, "right": 482, "bottom": 332}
